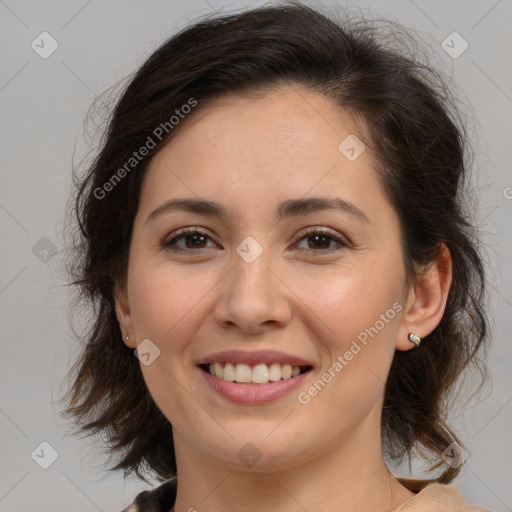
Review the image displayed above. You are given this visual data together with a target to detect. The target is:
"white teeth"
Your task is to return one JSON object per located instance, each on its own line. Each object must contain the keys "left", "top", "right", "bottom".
{"left": 207, "top": 362, "right": 304, "bottom": 384}
{"left": 223, "top": 362, "right": 236, "bottom": 381}
{"left": 252, "top": 364, "right": 269, "bottom": 384}
{"left": 235, "top": 363, "right": 252, "bottom": 383}
{"left": 268, "top": 363, "right": 282, "bottom": 381}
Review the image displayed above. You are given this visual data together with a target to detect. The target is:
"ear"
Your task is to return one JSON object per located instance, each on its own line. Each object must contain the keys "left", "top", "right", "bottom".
{"left": 114, "top": 282, "right": 137, "bottom": 349}
{"left": 396, "top": 244, "right": 452, "bottom": 351}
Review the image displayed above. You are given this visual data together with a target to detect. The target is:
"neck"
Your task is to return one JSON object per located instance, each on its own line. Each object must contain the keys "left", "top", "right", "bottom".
{"left": 171, "top": 412, "right": 414, "bottom": 512}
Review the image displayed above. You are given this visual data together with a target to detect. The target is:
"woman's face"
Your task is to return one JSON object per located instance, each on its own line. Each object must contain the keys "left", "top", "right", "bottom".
{"left": 117, "top": 85, "right": 413, "bottom": 471}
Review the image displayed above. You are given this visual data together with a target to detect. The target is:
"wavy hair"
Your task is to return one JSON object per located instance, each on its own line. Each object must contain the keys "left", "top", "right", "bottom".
{"left": 60, "top": 2, "right": 489, "bottom": 484}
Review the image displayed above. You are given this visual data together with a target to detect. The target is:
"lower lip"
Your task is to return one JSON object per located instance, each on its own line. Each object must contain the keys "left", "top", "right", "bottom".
{"left": 198, "top": 367, "right": 312, "bottom": 404}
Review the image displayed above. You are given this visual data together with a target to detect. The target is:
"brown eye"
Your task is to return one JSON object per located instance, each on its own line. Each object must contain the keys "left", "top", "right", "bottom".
{"left": 294, "top": 228, "right": 348, "bottom": 254}
{"left": 163, "top": 228, "right": 216, "bottom": 252}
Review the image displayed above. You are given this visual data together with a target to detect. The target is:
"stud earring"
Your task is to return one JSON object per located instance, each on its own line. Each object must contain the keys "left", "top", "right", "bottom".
{"left": 125, "top": 336, "right": 130, "bottom": 342}
{"left": 408, "top": 332, "right": 421, "bottom": 347}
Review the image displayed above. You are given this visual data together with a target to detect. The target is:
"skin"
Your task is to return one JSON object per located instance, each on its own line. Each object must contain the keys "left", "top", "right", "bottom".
{"left": 115, "top": 84, "right": 452, "bottom": 512}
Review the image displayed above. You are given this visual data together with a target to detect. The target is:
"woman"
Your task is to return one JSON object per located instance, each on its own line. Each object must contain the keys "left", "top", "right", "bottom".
{"left": 62, "top": 3, "right": 491, "bottom": 511}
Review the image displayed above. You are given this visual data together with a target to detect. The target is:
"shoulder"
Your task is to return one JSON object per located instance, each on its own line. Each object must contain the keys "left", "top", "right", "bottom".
{"left": 118, "top": 478, "right": 177, "bottom": 512}
{"left": 118, "top": 476, "right": 491, "bottom": 512}
{"left": 394, "top": 478, "right": 491, "bottom": 511}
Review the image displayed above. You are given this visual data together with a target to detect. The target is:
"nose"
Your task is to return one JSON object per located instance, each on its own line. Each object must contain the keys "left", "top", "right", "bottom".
{"left": 212, "top": 246, "right": 293, "bottom": 335}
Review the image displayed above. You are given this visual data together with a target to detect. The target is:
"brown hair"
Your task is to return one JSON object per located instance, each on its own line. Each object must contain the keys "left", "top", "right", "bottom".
{"left": 60, "top": 2, "right": 489, "bottom": 484}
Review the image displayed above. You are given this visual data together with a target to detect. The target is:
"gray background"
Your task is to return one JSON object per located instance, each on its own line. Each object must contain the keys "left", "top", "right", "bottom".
{"left": 1, "top": 0, "right": 511, "bottom": 511}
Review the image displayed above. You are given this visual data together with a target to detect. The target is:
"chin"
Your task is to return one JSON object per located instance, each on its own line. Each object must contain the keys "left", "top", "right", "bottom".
{"left": 198, "top": 426, "right": 313, "bottom": 473}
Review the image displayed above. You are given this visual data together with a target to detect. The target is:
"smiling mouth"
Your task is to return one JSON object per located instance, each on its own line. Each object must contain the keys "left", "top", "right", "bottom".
{"left": 198, "top": 362, "right": 313, "bottom": 385}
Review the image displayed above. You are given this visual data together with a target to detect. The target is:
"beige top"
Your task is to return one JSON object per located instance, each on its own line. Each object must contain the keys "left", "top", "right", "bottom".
{"left": 120, "top": 476, "right": 491, "bottom": 511}
{"left": 391, "top": 478, "right": 490, "bottom": 511}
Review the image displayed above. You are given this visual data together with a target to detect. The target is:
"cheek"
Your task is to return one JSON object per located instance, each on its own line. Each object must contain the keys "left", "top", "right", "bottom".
{"left": 127, "top": 259, "right": 222, "bottom": 358}
{"left": 291, "top": 258, "right": 404, "bottom": 406}
{"left": 292, "top": 259, "right": 404, "bottom": 348}
{"left": 291, "top": 272, "right": 402, "bottom": 426}
{"left": 125, "top": 261, "right": 221, "bottom": 422}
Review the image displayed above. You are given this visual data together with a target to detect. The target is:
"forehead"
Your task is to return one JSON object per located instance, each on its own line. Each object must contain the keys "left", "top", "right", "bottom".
{"left": 161, "top": 86, "right": 366, "bottom": 167}
{"left": 143, "top": 86, "right": 375, "bottom": 194}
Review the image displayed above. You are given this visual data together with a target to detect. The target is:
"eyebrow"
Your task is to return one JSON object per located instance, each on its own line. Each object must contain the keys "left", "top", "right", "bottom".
{"left": 145, "top": 196, "right": 371, "bottom": 225}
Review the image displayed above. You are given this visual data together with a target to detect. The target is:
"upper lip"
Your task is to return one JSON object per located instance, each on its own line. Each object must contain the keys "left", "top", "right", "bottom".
{"left": 196, "top": 350, "right": 314, "bottom": 368}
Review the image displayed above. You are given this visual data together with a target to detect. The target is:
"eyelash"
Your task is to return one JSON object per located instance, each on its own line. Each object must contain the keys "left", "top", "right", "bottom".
{"left": 162, "top": 227, "right": 349, "bottom": 255}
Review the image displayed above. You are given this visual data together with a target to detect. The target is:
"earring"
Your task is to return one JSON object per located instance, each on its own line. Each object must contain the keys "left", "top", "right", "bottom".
{"left": 408, "top": 333, "right": 421, "bottom": 347}
{"left": 125, "top": 336, "right": 130, "bottom": 342}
